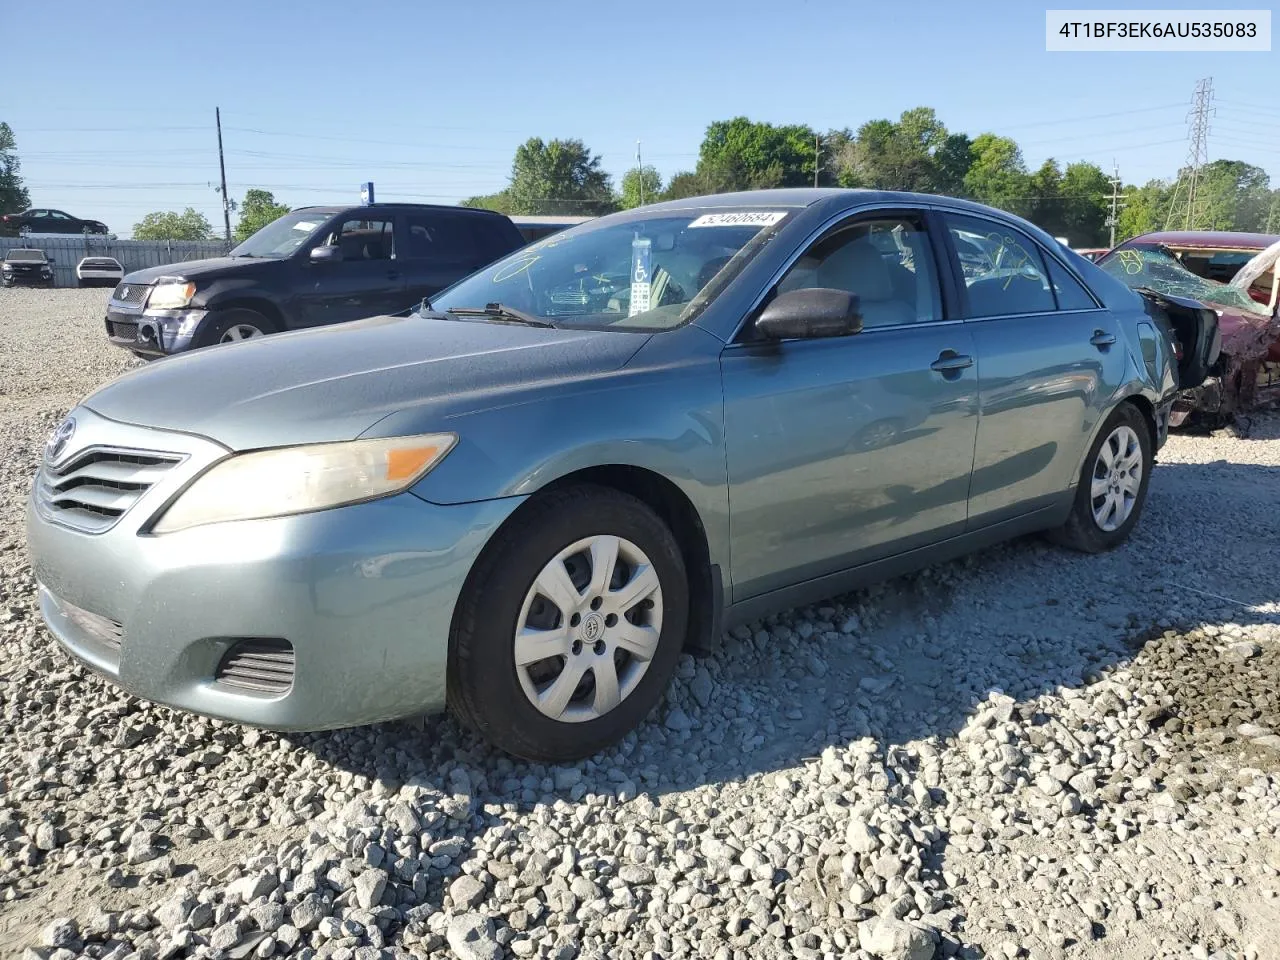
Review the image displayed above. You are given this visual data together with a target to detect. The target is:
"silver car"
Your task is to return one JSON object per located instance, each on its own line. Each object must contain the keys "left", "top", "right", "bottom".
{"left": 25, "top": 189, "right": 1213, "bottom": 762}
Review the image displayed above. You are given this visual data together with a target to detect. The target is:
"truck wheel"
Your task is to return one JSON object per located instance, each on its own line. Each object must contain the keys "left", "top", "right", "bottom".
{"left": 197, "top": 308, "right": 278, "bottom": 347}
{"left": 1049, "top": 402, "right": 1153, "bottom": 554}
{"left": 448, "top": 485, "right": 689, "bottom": 762}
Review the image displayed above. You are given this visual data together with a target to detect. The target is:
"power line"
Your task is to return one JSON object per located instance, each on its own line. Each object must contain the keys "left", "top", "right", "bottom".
{"left": 1165, "top": 77, "right": 1215, "bottom": 231}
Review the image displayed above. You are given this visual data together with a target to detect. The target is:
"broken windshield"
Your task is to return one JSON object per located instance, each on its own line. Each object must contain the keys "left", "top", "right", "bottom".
{"left": 1099, "top": 245, "right": 1264, "bottom": 314}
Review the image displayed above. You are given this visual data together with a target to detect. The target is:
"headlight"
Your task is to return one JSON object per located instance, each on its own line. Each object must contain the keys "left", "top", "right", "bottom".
{"left": 151, "top": 433, "right": 457, "bottom": 534}
{"left": 147, "top": 280, "right": 196, "bottom": 309}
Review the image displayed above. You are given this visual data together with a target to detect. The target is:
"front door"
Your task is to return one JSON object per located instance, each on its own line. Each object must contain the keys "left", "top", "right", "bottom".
{"left": 939, "top": 211, "right": 1129, "bottom": 526}
{"left": 721, "top": 210, "right": 980, "bottom": 601}
{"left": 300, "top": 215, "right": 407, "bottom": 326}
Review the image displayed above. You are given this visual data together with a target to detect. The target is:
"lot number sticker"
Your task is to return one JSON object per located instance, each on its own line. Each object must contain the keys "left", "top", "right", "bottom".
{"left": 688, "top": 211, "right": 787, "bottom": 228}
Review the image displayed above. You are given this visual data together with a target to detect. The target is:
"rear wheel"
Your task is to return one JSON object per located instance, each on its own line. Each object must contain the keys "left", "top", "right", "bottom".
{"left": 1050, "top": 402, "right": 1153, "bottom": 553}
{"left": 448, "top": 485, "right": 689, "bottom": 762}
{"left": 197, "top": 308, "right": 278, "bottom": 348}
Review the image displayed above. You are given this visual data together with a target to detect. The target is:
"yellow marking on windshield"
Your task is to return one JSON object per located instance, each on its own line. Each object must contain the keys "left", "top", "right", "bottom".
{"left": 494, "top": 255, "right": 539, "bottom": 282}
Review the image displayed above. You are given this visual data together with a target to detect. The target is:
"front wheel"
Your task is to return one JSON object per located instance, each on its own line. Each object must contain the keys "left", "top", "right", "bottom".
{"left": 1050, "top": 402, "right": 1153, "bottom": 553}
{"left": 448, "top": 485, "right": 689, "bottom": 762}
{"left": 196, "top": 308, "right": 278, "bottom": 348}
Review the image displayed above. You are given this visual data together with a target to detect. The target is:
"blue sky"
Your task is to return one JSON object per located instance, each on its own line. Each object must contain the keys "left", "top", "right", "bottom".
{"left": 6, "top": 0, "right": 1277, "bottom": 237}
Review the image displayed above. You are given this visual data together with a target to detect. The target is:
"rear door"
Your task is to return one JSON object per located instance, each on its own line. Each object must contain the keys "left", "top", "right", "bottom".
{"left": 298, "top": 214, "right": 407, "bottom": 325}
{"left": 399, "top": 210, "right": 505, "bottom": 308}
{"left": 720, "top": 208, "right": 980, "bottom": 601}
{"left": 938, "top": 210, "right": 1129, "bottom": 527}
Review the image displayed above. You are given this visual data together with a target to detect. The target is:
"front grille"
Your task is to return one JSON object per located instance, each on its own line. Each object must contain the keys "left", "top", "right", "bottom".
{"left": 37, "top": 447, "right": 183, "bottom": 533}
{"left": 215, "top": 639, "right": 295, "bottom": 695}
{"left": 107, "top": 319, "right": 138, "bottom": 341}
{"left": 113, "top": 282, "right": 149, "bottom": 304}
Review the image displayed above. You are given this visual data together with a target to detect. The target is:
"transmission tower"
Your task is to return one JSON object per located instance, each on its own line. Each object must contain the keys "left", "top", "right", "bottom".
{"left": 1165, "top": 77, "right": 1214, "bottom": 231}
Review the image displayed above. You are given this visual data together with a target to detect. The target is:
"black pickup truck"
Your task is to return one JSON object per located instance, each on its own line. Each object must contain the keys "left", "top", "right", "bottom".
{"left": 105, "top": 203, "right": 527, "bottom": 358}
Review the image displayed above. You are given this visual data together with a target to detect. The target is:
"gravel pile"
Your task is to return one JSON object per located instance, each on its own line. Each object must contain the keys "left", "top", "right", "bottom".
{"left": 2, "top": 289, "right": 1278, "bottom": 960}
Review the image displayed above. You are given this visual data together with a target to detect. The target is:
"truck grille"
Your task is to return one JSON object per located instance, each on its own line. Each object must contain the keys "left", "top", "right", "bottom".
{"left": 37, "top": 448, "right": 184, "bottom": 533}
{"left": 113, "top": 282, "right": 149, "bottom": 304}
{"left": 215, "top": 639, "right": 295, "bottom": 695}
{"left": 107, "top": 319, "right": 138, "bottom": 341}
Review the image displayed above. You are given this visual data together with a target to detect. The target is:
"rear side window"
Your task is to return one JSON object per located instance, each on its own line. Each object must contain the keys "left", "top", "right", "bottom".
{"left": 945, "top": 213, "right": 1057, "bottom": 318}
{"left": 1044, "top": 258, "right": 1098, "bottom": 310}
{"left": 403, "top": 212, "right": 483, "bottom": 264}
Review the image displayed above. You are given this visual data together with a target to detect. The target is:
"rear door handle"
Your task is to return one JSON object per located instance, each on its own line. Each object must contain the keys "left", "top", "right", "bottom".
{"left": 1090, "top": 329, "right": 1117, "bottom": 347}
{"left": 931, "top": 352, "right": 974, "bottom": 373}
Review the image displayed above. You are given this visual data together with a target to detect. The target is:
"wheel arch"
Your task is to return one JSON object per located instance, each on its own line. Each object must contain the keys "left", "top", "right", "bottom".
{"left": 473, "top": 464, "right": 722, "bottom": 656}
{"left": 207, "top": 297, "right": 284, "bottom": 330}
{"left": 1069, "top": 391, "right": 1158, "bottom": 491}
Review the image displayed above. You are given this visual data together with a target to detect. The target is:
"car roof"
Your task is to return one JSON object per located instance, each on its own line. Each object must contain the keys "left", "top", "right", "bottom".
{"left": 1122, "top": 230, "right": 1280, "bottom": 250}
{"left": 290, "top": 203, "right": 510, "bottom": 217}
{"left": 617, "top": 187, "right": 1045, "bottom": 220}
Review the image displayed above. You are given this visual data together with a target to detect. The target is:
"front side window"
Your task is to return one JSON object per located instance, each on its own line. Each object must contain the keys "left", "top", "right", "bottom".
{"left": 946, "top": 213, "right": 1057, "bottom": 318}
{"left": 326, "top": 218, "right": 395, "bottom": 261}
{"left": 428, "top": 208, "right": 792, "bottom": 331}
{"left": 774, "top": 215, "right": 941, "bottom": 328}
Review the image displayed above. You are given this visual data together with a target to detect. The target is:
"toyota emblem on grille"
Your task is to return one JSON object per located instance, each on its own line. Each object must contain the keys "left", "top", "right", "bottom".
{"left": 46, "top": 417, "right": 76, "bottom": 462}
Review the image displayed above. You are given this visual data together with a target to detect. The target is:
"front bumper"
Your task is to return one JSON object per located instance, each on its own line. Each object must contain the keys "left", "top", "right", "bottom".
{"left": 25, "top": 407, "right": 524, "bottom": 731}
{"left": 106, "top": 303, "right": 208, "bottom": 357}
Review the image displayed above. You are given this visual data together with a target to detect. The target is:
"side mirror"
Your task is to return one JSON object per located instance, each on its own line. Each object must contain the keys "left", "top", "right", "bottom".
{"left": 755, "top": 287, "right": 863, "bottom": 340}
{"left": 310, "top": 244, "right": 343, "bottom": 263}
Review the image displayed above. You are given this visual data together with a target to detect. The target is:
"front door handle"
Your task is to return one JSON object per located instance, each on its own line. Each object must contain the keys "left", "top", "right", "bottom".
{"left": 1090, "top": 329, "right": 1117, "bottom": 347}
{"left": 931, "top": 351, "right": 975, "bottom": 373}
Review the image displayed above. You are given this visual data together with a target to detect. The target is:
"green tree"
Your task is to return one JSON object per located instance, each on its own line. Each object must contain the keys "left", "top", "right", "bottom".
{"left": 234, "top": 189, "right": 291, "bottom": 243}
{"left": 696, "top": 117, "right": 819, "bottom": 190}
{"left": 0, "top": 122, "right": 30, "bottom": 216}
{"left": 1058, "top": 162, "right": 1111, "bottom": 246}
{"left": 132, "top": 208, "right": 213, "bottom": 241}
{"left": 1194, "top": 160, "right": 1271, "bottom": 232}
{"left": 659, "top": 171, "right": 706, "bottom": 201}
{"left": 463, "top": 138, "right": 616, "bottom": 216}
{"left": 1117, "top": 180, "right": 1172, "bottom": 241}
{"left": 833, "top": 109, "right": 970, "bottom": 194}
{"left": 963, "top": 134, "right": 1031, "bottom": 215}
{"left": 510, "top": 137, "right": 617, "bottom": 216}
{"left": 459, "top": 192, "right": 514, "bottom": 214}
{"left": 619, "top": 166, "right": 663, "bottom": 209}
{"left": 1026, "top": 159, "right": 1065, "bottom": 238}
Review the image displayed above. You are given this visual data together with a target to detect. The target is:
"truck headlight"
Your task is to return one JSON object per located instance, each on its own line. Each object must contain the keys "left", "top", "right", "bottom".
{"left": 151, "top": 434, "right": 457, "bottom": 534}
{"left": 147, "top": 280, "right": 197, "bottom": 309}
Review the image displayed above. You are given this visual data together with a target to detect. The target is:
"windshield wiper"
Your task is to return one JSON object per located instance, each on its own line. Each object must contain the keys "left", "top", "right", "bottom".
{"left": 413, "top": 297, "right": 454, "bottom": 321}
{"left": 446, "top": 302, "right": 557, "bottom": 328}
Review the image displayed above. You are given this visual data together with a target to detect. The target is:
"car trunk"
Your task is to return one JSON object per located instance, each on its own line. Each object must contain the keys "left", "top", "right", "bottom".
{"left": 1138, "top": 289, "right": 1221, "bottom": 390}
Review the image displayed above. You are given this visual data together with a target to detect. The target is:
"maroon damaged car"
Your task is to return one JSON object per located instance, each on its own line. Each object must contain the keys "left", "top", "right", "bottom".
{"left": 1098, "top": 231, "right": 1280, "bottom": 427}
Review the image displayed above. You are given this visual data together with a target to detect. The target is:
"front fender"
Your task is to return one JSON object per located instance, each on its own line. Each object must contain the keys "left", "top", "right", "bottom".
{"left": 199, "top": 277, "right": 290, "bottom": 323}
{"left": 368, "top": 332, "right": 732, "bottom": 572}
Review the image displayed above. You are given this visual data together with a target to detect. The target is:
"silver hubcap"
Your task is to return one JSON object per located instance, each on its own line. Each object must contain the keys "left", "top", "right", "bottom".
{"left": 220, "top": 324, "right": 263, "bottom": 342}
{"left": 515, "top": 535, "right": 663, "bottom": 723}
{"left": 1091, "top": 424, "right": 1143, "bottom": 532}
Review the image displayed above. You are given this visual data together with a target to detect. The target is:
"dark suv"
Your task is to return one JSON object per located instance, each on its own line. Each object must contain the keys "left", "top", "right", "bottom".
{"left": 105, "top": 203, "right": 526, "bottom": 358}
{"left": 2, "top": 248, "right": 55, "bottom": 287}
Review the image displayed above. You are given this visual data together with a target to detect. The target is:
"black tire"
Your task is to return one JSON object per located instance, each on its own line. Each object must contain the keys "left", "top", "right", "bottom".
{"left": 195, "top": 308, "right": 278, "bottom": 348}
{"left": 448, "top": 484, "right": 689, "bottom": 762}
{"left": 1049, "top": 402, "right": 1153, "bottom": 553}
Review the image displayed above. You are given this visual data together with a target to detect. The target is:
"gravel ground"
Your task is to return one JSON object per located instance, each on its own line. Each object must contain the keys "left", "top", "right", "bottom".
{"left": 1, "top": 287, "right": 1278, "bottom": 960}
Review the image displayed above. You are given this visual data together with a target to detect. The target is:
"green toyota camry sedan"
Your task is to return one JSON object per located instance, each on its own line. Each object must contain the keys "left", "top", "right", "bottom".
{"left": 26, "top": 189, "right": 1217, "bottom": 762}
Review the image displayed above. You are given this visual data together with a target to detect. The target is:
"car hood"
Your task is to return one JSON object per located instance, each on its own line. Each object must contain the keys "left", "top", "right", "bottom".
{"left": 121, "top": 256, "right": 271, "bottom": 284}
{"left": 82, "top": 314, "right": 649, "bottom": 451}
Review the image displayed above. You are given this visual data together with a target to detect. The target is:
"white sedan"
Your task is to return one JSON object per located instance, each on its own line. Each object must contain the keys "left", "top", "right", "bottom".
{"left": 76, "top": 257, "right": 125, "bottom": 288}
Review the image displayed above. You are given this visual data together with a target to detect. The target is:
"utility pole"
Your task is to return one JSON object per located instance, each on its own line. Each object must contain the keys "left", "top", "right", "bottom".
{"left": 814, "top": 134, "right": 821, "bottom": 188}
{"left": 636, "top": 140, "right": 644, "bottom": 206}
{"left": 216, "top": 107, "right": 231, "bottom": 243}
{"left": 1106, "top": 161, "right": 1128, "bottom": 249}
{"left": 1165, "top": 77, "right": 1214, "bottom": 231}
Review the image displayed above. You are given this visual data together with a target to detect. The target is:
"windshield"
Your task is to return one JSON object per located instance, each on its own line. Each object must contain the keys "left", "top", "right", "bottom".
{"left": 1099, "top": 244, "right": 1265, "bottom": 314}
{"left": 425, "top": 208, "right": 792, "bottom": 331}
{"left": 229, "top": 210, "right": 329, "bottom": 258}
{"left": 4, "top": 249, "right": 46, "bottom": 263}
